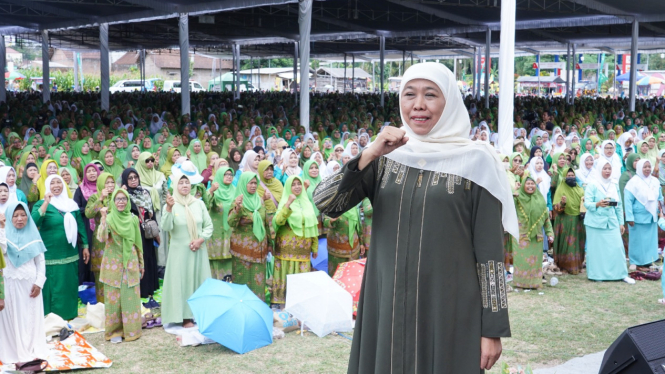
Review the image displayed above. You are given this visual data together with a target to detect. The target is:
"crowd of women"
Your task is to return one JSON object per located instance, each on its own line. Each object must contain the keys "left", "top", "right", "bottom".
{"left": 0, "top": 89, "right": 664, "bottom": 364}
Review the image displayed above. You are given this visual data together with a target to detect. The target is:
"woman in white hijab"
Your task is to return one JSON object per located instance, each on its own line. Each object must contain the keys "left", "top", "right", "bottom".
{"left": 624, "top": 159, "right": 663, "bottom": 269}
{"left": 32, "top": 175, "right": 90, "bottom": 320}
{"left": 596, "top": 140, "right": 623, "bottom": 183}
{"left": 583, "top": 158, "right": 633, "bottom": 284}
{"left": 149, "top": 114, "right": 165, "bottom": 136}
{"left": 551, "top": 133, "right": 567, "bottom": 155}
{"left": 575, "top": 152, "right": 595, "bottom": 188}
{"left": 527, "top": 156, "right": 552, "bottom": 204}
{"left": 313, "top": 62, "right": 515, "bottom": 373}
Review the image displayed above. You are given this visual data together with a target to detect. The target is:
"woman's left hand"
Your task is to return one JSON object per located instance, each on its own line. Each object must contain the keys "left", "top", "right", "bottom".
{"left": 312, "top": 252, "right": 318, "bottom": 259}
{"left": 548, "top": 236, "right": 554, "bottom": 243}
{"left": 82, "top": 248, "right": 90, "bottom": 264}
{"left": 29, "top": 285, "right": 42, "bottom": 298}
{"left": 140, "top": 269, "right": 145, "bottom": 279}
{"left": 480, "top": 337, "right": 502, "bottom": 370}
{"left": 189, "top": 238, "right": 205, "bottom": 251}
{"left": 620, "top": 225, "right": 625, "bottom": 235}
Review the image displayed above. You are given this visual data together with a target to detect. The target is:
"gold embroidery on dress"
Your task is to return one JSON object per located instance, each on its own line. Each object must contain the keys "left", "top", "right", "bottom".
{"left": 381, "top": 159, "right": 394, "bottom": 189}
{"left": 432, "top": 171, "right": 441, "bottom": 186}
{"left": 377, "top": 157, "right": 386, "bottom": 182}
{"left": 465, "top": 179, "right": 472, "bottom": 190}
{"left": 392, "top": 160, "right": 400, "bottom": 173}
{"left": 313, "top": 169, "right": 344, "bottom": 212}
{"left": 478, "top": 263, "right": 488, "bottom": 308}
{"left": 488, "top": 260, "right": 498, "bottom": 312}
{"left": 395, "top": 164, "right": 407, "bottom": 184}
{"left": 497, "top": 262, "right": 508, "bottom": 309}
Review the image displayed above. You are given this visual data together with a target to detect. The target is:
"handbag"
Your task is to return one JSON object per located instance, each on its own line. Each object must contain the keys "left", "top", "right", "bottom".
{"left": 15, "top": 359, "right": 48, "bottom": 372}
{"left": 142, "top": 218, "right": 160, "bottom": 239}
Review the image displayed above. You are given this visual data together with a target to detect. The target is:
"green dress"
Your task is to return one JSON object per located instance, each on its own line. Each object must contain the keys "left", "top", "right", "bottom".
{"left": 324, "top": 209, "right": 363, "bottom": 277}
{"left": 207, "top": 196, "right": 233, "bottom": 280}
{"left": 313, "top": 155, "right": 510, "bottom": 374}
{"left": 160, "top": 200, "right": 213, "bottom": 324}
{"left": 228, "top": 204, "right": 272, "bottom": 301}
{"left": 513, "top": 192, "right": 554, "bottom": 289}
{"left": 85, "top": 192, "right": 112, "bottom": 303}
{"left": 100, "top": 222, "right": 144, "bottom": 342}
{"left": 272, "top": 206, "right": 318, "bottom": 304}
{"left": 361, "top": 198, "right": 373, "bottom": 251}
{"left": 32, "top": 200, "right": 89, "bottom": 320}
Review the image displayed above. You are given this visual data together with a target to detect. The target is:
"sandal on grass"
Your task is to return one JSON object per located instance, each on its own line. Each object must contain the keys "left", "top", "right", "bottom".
{"left": 658, "top": 299, "right": 665, "bottom": 305}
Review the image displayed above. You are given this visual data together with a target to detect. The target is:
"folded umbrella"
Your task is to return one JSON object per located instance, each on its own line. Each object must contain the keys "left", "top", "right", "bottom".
{"left": 285, "top": 271, "right": 353, "bottom": 338}
{"left": 187, "top": 279, "right": 273, "bottom": 354}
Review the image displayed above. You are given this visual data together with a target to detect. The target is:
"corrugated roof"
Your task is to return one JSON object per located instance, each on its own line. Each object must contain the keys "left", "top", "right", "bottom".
{"left": 149, "top": 50, "right": 231, "bottom": 70}
{"left": 114, "top": 51, "right": 140, "bottom": 66}
{"left": 316, "top": 67, "right": 371, "bottom": 79}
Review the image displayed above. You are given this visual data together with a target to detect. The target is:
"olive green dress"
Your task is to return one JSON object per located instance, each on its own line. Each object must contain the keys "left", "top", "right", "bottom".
{"left": 313, "top": 155, "right": 510, "bottom": 374}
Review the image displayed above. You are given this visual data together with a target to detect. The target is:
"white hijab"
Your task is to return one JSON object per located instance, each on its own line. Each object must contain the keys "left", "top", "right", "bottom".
{"left": 591, "top": 158, "right": 619, "bottom": 201}
{"left": 575, "top": 153, "right": 595, "bottom": 186}
{"left": 552, "top": 133, "right": 567, "bottom": 154}
{"left": 387, "top": 62, "right": 518, "bottom": 237}
{"left": 527, "top": 157, "right": 551, "bottom": 200}
{"left": 625, "top": 159, "right": 660, "bottom": 220}
{"left": 0, "top": 166, "right": 18, "bottom": 204}
{"left": 597, "top": 140, "right": 622, "bottom": 183}
{"left": 239, "top": 150, "right": 259, "bottom": 173}
{"left": 45, "top": 175, "right": 80, "bottom": 247}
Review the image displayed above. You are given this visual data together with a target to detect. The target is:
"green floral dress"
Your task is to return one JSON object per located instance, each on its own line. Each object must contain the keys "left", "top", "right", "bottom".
{"left": 361, "top": 198, "right": 373, "bottom": 252}
{"left": 207, "top": 198, "right": 233, "bottom": 280}
{"left": 324, "top": 211, "right": 363, "bottom": 277}
{"left": 272, "top": 206, "right": 318, "bottom": 304}
{"left": 228, "top": 203, "right": 272, "bottom": 301}
{"left": 99, "top": 222, "right": 144, "bottom": 342}
{"left": 85, "top": 193, "right": 112, "bottom": 303}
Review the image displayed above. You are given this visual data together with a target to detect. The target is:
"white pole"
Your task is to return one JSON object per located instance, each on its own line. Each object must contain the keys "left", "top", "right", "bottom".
{"left": 629, "top": 19, "right": 639, "bottom": 111}
{"left": 498, "top": 0, "right": 515, "bottom": 156}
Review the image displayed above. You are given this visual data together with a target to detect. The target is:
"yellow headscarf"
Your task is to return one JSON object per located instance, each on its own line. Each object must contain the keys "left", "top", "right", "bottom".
{"left": 38, "top": 159, "right": 72, "bottom": 198}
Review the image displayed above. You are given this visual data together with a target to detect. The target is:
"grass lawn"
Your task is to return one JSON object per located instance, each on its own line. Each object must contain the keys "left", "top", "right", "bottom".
{"left": 81, "top": 273, "right": 664, "bottom": 374}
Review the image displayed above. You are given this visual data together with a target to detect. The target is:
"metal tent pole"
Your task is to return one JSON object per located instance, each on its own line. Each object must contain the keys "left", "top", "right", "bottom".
{"left": 100, "top": 23, "right": 110, "bottom": 111}
{"left": 380, "top": 35, "right": 385, "bottom": 106}
{"left": 484, "top": 28, "right": 491, "bottom": 108}
{"left": 178, "top": 14, "right": 190, "bottom": 114}
{"left": 41, "top": 30, "right": 50, "bottom": 103}
{"left": 629, "top": 19, "right": 639, "bottom": 111}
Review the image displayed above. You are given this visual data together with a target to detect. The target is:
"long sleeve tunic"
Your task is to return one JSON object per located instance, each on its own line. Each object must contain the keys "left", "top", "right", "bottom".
{"left": 583, "top": 183, "right": 624, "bottom": 229}
{"left": 313, "top": 154, "right": 510, "bottom": 374}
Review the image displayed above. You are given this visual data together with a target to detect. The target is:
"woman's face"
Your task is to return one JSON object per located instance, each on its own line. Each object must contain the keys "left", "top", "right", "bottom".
{"left": 292, "top": 179, "right": 303, "bottom": 196}
{"left": 26, "top": 166, "right": 38, "bottom": 180}
{"left": 26, "top": 154, "right": 36, "bottom": 164}
{"left": 114, "top": 192, "right": 128, "bottom": 211}
{"left": 209, "top": 154, "right": 219, "bottom": 166}
{"left": 640, "top": 143, "right": 649, "bottom": 153}
{"left": 6, "top": 169, "right": 15, "bottom": 187}
{"left": 131, "top": 147, "right": 140, "bottom": 159}
{"left": 104, "top": 176, "right": 115, "bottom": 191}
{"left": 584, "top": 156, "right": 594, "bottom": 169}
{"left": 223, "top": 170, "right": 234, "bottom": 185}
{"left": 59, "top": 152, "right": 69, "bottom": 166}
{"left": 81, "top": 143, "right": 90, "bottom": 155}
{"left": 245, "top": 142, "right": 253, "bottom": 151}
{"left": 557, "top": 155, "right": 566, "bottom": 168}
{"left": 534, "top": 149, "right": 543, "bottom": 158}
{"left": 350, "top": 144, "right": 359, "bottom": 156}
{"left": 400, "top": 79, "right": 446, "bottom": 136}
{"left": 524, "top": 180, "right": 536, "bottom": 194}
{"left": 50, "top": 178, "right": 64, "bottom": 196}
{"left": 12, "top": 208, "right": 27, "bottom": 229}
{"left": 648, "top": 138, "right": 656, "bottom": 149}
{"left": 535, "top": 158, "right": 544, "bottom": 172}
{"left": 602, "top": 163, "right": 612, "bottom": 178}
{"left": 303, "top": 147, "right": 311, "bottom": 158}
{"left": 204, "top": 142, "right": 211, "bottom": 153}
{"left": 289, "top": 152, "right": 298, "bottom": 167}
{"left": 246, "top": 178, "right": 258, "bottom": 194}
{"left": 263, "top": 166, "right": 274, "bottom": 180}
{"left": 86, "top": 166, "right": 98, "bottom": 182}
{"left": 229, "top": 140, "right": 236, "bottom": 149}
{"left": 127, "top": 172, "right": 140, "bottom": 188}
{"left": 233, "top": 152, "right": 242, "bottom": 162}
{"left": 172, "top": 150, "right": 181, "bottom": 163}
{"left": 556, "top": 136, "right": 564, "bottom": 146}
{"left": 62, "top": 171, "right": 72, "bottom": 184}
{"left": 105, "top": 152, "right": 115, "bottom": 166}
{"left": 642, "top": 161, "right": 652, "bottom": 176}
{"left": 566, "top": 170, "right": 575, "bottom": 179}
{"left": 252, "top": 155, "right": 260, "bottom": 170}
{"left": 46, "top": 162, "right": 58, "bottom": 176}
{"left": 109, "top": 142, "right": 117, "bottom": 152}
{"left": 480, "top": 132, "right": 488, "bottom": 141}
{"left": 512, "top": 156, "right": 522, "bottom": 169}
{"left": 342, "top": 155, "right": 351, "bottom": 164}
{"left": 0, "top": 186, "right": 8, "bottom": 204}
{"left": 308, "top": 163, "right": 319, "bottom": 178}
{"left": 177, "top": 177, "right": 191, "bottom": 195}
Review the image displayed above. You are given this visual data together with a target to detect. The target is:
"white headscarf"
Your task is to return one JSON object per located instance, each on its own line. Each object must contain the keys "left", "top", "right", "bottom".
{"left": 591, "top": 158, "right": 619, "bottom": 201}
{"left": 0, "top": 183, "right": 10, "bottom": 214}
{"left": 597, "top": 140, "right": 622, "bottom": 183}
{"left": 527, "top": 156, "right": 551, "bottom": 200}
{"left": 552, "top": 133, "right": 567, "bottom": 154}
{"left": 150, "top": 114, "right": 164, "bottom": 135}
{"left": 388, "top": 62, "right": 518, "bottom": 237}
{"left": 575, "top": 153, "right": 595, "bottom": 186}
{"left": 0, "top": 166, "right": 18, "bottom": 204}
{"left": 239, "top": 150, "right": 259, "bottom": 173}
{"left": 44, "top": 174, "right": 80, "bottom": 247}
{"left": 625, "top": 159, "right": 660, "bottom": 220}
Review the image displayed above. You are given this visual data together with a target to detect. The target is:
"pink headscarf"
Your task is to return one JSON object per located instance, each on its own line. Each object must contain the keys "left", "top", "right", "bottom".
{"left": 80, "top": 163, "right": 101, "bottom": 231}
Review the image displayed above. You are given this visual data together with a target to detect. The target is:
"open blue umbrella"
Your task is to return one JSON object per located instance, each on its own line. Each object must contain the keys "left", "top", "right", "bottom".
{"left": 616, "top": 70, "right": 645, "bottom": 82}
{"left": 311, "top": 238, "right": 328, "bottom": 272}
{"left": 187, "top": 279, "right": 273, "bottom": 354}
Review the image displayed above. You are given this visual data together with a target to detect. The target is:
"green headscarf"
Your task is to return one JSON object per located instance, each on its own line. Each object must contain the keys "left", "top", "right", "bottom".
{"left": 235, "top": 172, "right": 266, "bottom": 242}
{"left": 275, "top": 176, "right": 319, "bottom": 238}
{"left": 72, "top": 140, "right": 93, "bottom": 167}
{"left": 221, "top": 138, "right": 234, "bottom": 159}
{"left": 124, "top": 144, "right": 140, "bottom": 167}
{"left": 96, "top": 172, "right": 116, "bottom": 206}
{"left": 301, "top": 159, "right": 322, "bottom": 215}
{"left": 188, "top": 139, "right": 208, "bottom": 173}
{"left": 107, "top": 189, "right": 142, "bottom": 268}
{"left": 159, "top": 143, "right": 173, "bottom": 166}
{"left": 161, "top": 147, "right": 179, "bottom": 178}
{"left": 552, "top": 168, "right": 584, "bottom": 216}
{"left": 101, "top": 148, "right": 124, "bottom": 180}
{"left": 135, "top": 152, "right": 163, "bottom": 210}
{"left": 341, "top": 205, "right": 361, "bottom": 243}
{"left": 40, "top": 127, "right": 56, "bottom": 148}
{"left": 515, "top": 177, "right": 549, "bottom": 240}
{"left": 212, "top": 166, "right": 236, "bottom": 231}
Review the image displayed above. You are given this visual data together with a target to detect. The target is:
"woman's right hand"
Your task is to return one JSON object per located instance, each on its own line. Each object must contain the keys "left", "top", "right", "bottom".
{"left": 165, "top": 193, "right": 175, "bottom": 212}
{"left": 359, "top": 127, "right": 408, "bottom": 170}
{"left": 100, "top": 207, "right": 108, "bottom": 217}
{"left": 596, "top": 199, "right": 609, "bottom": 208}
{"left": 286, "top": 194, "right": 296, "bottom": 207}
{"left": 32, "top": 173, "right": 40, "bottom": 185}
{"left": 101, "top": 188, "right": 110, "bottom": 198}
{"left": 627, "top": 221, "right": 634, "bottom": 227}
{"left": 234, "top": 195, "right": 243, "bottom": 211}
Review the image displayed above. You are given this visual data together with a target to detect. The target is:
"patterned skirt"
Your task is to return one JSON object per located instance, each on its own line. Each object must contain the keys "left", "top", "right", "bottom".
{"left": 513, "top": 237, "right": 543, "bottom": 290}
{"left": 553, "top": 214, "right": 586, "bottom": 274}
{"left": 210, "top": 259, "right": 233, "bottom": 281}
{"left": 328, "top": 252, "right": 359, "bottom": 277}
{"left": 271, "top": 259, "right": 311, "bottom": 304}
{"left": 232, "top": 257, "right": 266, "bottom": 302}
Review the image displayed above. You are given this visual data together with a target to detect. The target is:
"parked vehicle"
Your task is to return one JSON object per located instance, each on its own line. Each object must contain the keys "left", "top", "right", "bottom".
{"left": 163, "top": 80, "right": 205, "bottom": 93}
{"left": 109, "top": 79, "right": 157, "bottom": 93}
